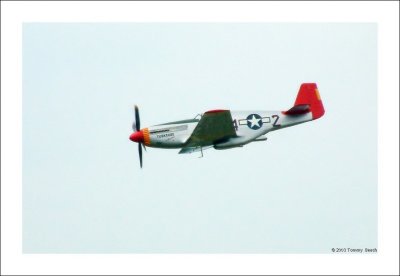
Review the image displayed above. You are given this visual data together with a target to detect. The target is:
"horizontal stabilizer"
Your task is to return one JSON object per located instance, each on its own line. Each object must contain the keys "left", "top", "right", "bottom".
{"left": 284, "top": 104, "right": 310, "bottom": 115}
{"left": 283, "top": 83, "right": 325, "bottom": 120}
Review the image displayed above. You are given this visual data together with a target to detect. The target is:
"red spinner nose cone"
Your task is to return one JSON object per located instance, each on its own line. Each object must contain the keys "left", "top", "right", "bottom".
{"left": 129, "top": 131, "right": 144, "bottom": 143}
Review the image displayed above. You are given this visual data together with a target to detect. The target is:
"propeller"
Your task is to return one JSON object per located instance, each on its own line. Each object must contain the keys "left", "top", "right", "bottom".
{"left": 138, "top": 140, "right": 143, "bottom": 168}
{"left": 131, "top": 105, "right": 145, "bottom": 168}
{"left": 134, "top": 105, "right": 140, "bottom": 131}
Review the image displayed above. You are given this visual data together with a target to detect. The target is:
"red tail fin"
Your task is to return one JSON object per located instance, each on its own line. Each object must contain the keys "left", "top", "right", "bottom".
{"left": 284, "top": 83, "right": 325, "bottom": 120}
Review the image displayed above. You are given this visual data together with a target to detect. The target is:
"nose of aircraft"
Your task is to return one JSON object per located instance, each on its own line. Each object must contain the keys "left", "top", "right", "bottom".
{"left": 129, "top": 131, "right": 144, "bottom": 143}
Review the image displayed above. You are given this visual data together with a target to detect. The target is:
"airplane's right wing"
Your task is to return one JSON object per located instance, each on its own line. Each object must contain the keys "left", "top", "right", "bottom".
{"left": 178, "top": 145, "right": 213, "bottom": 154}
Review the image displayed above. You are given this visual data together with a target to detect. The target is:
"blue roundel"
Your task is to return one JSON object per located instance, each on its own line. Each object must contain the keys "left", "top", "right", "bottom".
{"left": 246, "top": 114, "right": 263, "bottom": 130}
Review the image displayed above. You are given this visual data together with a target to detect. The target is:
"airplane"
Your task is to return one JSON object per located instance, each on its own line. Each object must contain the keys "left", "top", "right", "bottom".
{"left": 129, "top": 83, "right": 325, "bottom": 168}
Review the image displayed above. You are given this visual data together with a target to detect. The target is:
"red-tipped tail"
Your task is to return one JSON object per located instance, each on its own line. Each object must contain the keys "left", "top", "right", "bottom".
{"left": 284, "top": 83, "right": 325, "bottom": 120}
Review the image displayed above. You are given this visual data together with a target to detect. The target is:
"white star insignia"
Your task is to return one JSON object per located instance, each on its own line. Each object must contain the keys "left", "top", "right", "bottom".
{"left": 248, "top": 115, "right": 261, "bottom": 128}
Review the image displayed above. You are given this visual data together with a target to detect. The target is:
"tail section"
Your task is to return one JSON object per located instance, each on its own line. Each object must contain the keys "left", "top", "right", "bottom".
{"left": 284, "top": 83, "right": 325, "bottom": 120}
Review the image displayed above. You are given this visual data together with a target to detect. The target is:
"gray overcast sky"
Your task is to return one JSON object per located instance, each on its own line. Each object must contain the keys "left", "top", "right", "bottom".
{"left": 23, "top": 23, "right": 377, "bottom": 253}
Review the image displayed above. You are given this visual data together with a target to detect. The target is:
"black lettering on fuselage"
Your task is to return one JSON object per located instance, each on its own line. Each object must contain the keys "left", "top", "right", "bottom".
{"left": 157, "top": 133, "right": 174, "bottom": 139}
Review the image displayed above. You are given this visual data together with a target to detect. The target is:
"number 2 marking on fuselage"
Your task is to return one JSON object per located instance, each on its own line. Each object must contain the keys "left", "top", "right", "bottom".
{"left": 272, "top": 115, "right": 281, "bottom": 127}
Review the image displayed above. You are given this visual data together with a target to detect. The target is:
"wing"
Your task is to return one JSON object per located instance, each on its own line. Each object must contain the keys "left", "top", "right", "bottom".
{"left": 178, "top": 145, "right": 213, "bottom": 154}
{"left": 179, "top": 109, "right": 236, "bottom": 153}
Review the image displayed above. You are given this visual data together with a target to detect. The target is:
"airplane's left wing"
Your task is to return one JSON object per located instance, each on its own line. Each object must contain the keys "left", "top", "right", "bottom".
{"left": 179, "top": 109, "right": 236, "bottom": 153}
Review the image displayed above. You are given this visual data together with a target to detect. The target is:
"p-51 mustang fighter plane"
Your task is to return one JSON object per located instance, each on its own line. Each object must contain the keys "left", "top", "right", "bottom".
{"left": 129, "top": 83, "right": 325, "bottom": 168}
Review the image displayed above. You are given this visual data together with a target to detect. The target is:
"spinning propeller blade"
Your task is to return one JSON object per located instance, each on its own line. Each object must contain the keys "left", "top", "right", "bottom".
{"left": 131, "top": 105, "right": 145, "bottom": 168}
{"left": 138, "top": 142, "right": 143, "bottom": 168}
{"left": 134, "top": 105, "right": 140, "bottom": 131}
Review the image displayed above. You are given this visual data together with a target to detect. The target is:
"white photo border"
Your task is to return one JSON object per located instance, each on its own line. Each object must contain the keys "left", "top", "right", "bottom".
{"left": 1, "top": 1, "right": 398, "bottom": 275}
